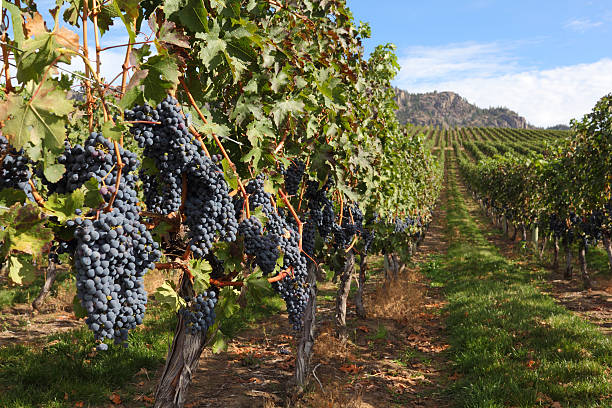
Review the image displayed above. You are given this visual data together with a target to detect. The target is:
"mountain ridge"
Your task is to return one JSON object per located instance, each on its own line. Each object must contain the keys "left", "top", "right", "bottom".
{"left": 394, "top": 89, "right": 537, "bottom": 129}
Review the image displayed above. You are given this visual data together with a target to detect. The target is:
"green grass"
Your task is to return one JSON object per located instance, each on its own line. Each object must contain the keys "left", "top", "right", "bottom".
{"left": 424, "top": 168, "right": 612, "bottom": 408}
{"left": 0, "top": 271, "right": 75, "bottom": 310}
{"left": 0, "top": 285, "right": 283, "bottom": 407}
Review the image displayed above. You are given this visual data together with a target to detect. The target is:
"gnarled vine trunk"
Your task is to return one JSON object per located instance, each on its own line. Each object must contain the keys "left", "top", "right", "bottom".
{"left": 354, "top": 253, "right": 367, "bottom": 319}
{"left": 335, "top": 250, "right": 355, "bottom": 340}
{"left": 295, "top": 262, "right": 318, "bottom": 389}
{"left": 521, "top": 223, "right": 527, "bottom": 242}
{"left": 383, "top": 253, "right": 392, "bottom": 284}
{"left": 578, "top": 243, "right": 593, "bottom": 289}
{"left": 564, "top": 239, "right": 573, "bottom": 280}
{"left": 539, "top": 235, "right": 548, "bottom": 260}
{"left": 32, "top": 261, "right": 58, "bottom": 312}
{"left": 602, "top": 233, "right": 612, "bottom": 272}
{"left": 154, "top": 276, "right": 207, "bottom": 408}
{"left": 552, "top": 235, "right": 560, "bottom": 271}
{"left": 392, "top": 253, "right": 400, "bottom": 280}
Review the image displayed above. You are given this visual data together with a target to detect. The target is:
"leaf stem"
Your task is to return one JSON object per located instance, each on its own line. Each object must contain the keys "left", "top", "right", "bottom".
{"left": 27, "top": 179, "right": 46, "bottom": 206}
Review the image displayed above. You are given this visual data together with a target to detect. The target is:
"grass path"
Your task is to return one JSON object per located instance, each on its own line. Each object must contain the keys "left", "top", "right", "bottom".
{"left": 424, "top": 163, "right": 612, "bottom": 407}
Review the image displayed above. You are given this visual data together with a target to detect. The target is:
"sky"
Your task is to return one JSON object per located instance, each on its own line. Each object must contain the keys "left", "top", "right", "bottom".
{"left": 348, "top": 0, "right": 612, "bottom": 127}
{"left": 26, "top": 0, "right": 612, "bottom": 127}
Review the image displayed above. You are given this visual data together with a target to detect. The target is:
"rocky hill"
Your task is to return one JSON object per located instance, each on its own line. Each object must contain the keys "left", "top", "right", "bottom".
{"left": 394, "top": 89, "right": 533, "bottom": 129}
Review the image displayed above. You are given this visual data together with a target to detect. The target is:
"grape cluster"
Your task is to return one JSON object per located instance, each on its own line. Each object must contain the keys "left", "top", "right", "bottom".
{"left": 126, "top": 97, "right": 238, "bottom": 257}
{"left": 125, "top": 96, "right": 198, "bottom": 214}
{"left": 62, "top": 133, "right": 160, "bottom": 349}
{"left": 304, "top": 180, "right": 335, "bottom": 239}
{"left": 571, "top": 211, "right": 603, "bottom": 247}
{"left": 363, "top": 228, "right": 375, "bottom": 254}
{"left": 283, "top": 160, "right": 305, "bottom": 196}
{"left": 180, "top": 291, "right": 217, "bottom": 335}
{"left": 0, "top": 135, "right": 32, "bottom": 197}
{"left": 238, "top": 216, "right": 280, "bottom": 274}
{"left": 333, "top": 203, "right": 363, "bottom": 250}
{"left": 184, "top": 153, "right": 238, "bottom": 258}
{"left": 237, "top": 177, "right": 309, "bottom": 329}
{"left": 548, "top": 213, "right": 567, "bottom": 238}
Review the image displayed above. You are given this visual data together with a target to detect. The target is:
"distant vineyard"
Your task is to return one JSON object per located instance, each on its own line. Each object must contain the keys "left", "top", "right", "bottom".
{"left": 448, "top": 96, "right": 612, "bottom": 290}
{"left": 409, "top": 126, "right": 569, "bottom": 160}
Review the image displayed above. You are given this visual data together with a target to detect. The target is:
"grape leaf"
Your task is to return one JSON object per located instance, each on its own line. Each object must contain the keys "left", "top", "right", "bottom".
{"left": 43, "top": 189, "right": 86, "bottom": 222}
{"left": 8, "top": 254, "right": 37, "bottom": 285}
{"left": 175, "top": 0, "right": 209, "bottom": 33}
{"left": 43, "top": 163, "right": 66, "bottom": 183}
{"left": 0, "top": 189, "right": 28, "bottom": 207}
{"left": 270, "top": 99, "right": 305, "bottom": 128}
{"left": 154, "top": 281, "right": 185, "bottom": 312}
{"left": 190, "top": 258, "right": 212, "bottom": 294}
{"left": 0, "top": 81, "right": 73, "bottom": 159}
{"left": 209, "top": 328, "right": 228, "bottom": 353}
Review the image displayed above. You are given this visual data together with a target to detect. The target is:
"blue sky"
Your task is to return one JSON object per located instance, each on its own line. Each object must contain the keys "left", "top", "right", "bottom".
{"left": 28, "top": 0, "right": 612, "bottom": 126}
{"left": 349, "top": 0, "right": 612, "bottom": 126}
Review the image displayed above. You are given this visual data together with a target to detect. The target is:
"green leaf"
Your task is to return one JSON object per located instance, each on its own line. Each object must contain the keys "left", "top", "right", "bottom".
{"left": 83, "top": 178, "right": 104, "bottom": 208}
{"left": 270, "top": 99, "right": 305, "bottom": 128}
{"left": 43, "top": 189, "right": 85, "bottom": 222}
{"left": 8, "top": 254, "right": 37, "bottom": 285}
{"left": 241, "top": 147, "right": 262, "bottom": 170}
{"left": 101, "top": 122, "right": 124, "bottom": 142}
{"left": 0, "top": 204, "right": 53, "bottom": 258}
{"left": 190, "top": 258, "right": 212, "bottom": 294}
{"left": 209, "top": 328, "right": 228, "bottom": 353}
{"left": 221, "top": 159, "right": 238, "bottom": 191}
{"left": 154, "top": 280, "right": 186, "bottom": 312}
{"left": 196, "top": 27, "right": 226, "bottom": 69}
{"left": 175, "top": 0, "right": 209, "bottom": 33}
{"left": 270, "top": 69, "right": 288, "bottom": 93}
{"left": 43, "top": 163, "right": 66, "bottom": 183}
{"left": 4, "top": 2, "right": 25, "bottom": 46}
{"left": 0, "top": 189, "right": 28, "bottom": 207}
{"left": 217, "top": 286, "right": 240, "bottom": 319}
{"left": 245, "top": 270, "right": 272, "bottom": 303}
{"left": 0, "top": 81, "right": 73, "bottom": 158}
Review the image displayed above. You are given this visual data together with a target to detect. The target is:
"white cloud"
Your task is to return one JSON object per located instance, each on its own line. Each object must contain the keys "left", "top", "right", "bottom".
{"left": 564, "top": 18, "right": 604, "bottom": 32}
{"left": 394, "top": 42, "right": 612, "bottom": 127}
{"left": 396, "top": 42, "right": 520, "bottom": 84}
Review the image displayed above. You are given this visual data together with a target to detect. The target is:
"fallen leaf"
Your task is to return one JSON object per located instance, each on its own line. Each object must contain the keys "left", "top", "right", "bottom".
{"left": 357, "top": 325, "right": 370, "bottom": 333}
{"left": 109, "top": 392, "right": 122, "bottom": 404}
{"left": 339, "top": 364, "right": 362, "bottom": 374}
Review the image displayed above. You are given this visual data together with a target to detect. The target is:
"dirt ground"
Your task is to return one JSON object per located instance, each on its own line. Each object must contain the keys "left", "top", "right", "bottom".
{"left": 129, "top": 183, "right": 456, "bottom": 408}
